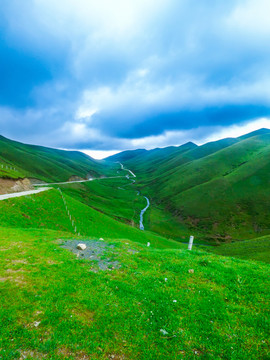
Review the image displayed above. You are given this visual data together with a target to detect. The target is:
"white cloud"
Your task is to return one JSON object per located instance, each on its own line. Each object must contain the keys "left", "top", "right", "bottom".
{"left": 82, "top": 149, "right": 120, "bottom": 160}
{"left": 227, "top": 0, "right": 270, "bottom": 36}
{"left": 203, "top": 118, "right": 270, "bottom": 143}
{"left": 1, "top": 0, "right": 270, "bottom": 151}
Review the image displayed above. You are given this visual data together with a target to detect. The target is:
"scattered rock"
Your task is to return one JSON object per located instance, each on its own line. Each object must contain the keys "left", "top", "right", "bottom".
{"left": 77, "top": 243, "right": 87, "bottom": 250}
{"left": 33, "top": 321, "right": 41, "bottom": 327}
{"left": 147, "top": 242, "right": 150, "bottom": 247}
{"left": 160, "top": 329, "right": 169, "bottom": 335}
{"left": 127, "top": 249, "right": 139, "bottom": 254}
{"left": 61, "top": 240, "right": 120, "bottom": 271}
{"left": 188, "top": 269, "right": 194, "bottom": 274}
{"left": 19, "top": 350, "right": 46, "bottom": 360}
{"left": 99, "top": 238, "right": 104, "bottom": 241}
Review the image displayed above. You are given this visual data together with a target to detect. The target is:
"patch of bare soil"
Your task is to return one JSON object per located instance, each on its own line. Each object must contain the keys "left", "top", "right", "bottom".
{"left": 0, "top": 178, "right": 33, "bottom": 195}
{"left": 69, "top": 175, "right": 85, "bottom": 181}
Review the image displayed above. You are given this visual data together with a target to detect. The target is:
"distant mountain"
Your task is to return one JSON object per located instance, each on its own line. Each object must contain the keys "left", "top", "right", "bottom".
{"left": 107, "top": 128, "right": 270, "bottom": 242}
{"left": 0, "top": 135, "right": 111, "bottom": 182}
{"left": 107, "top": 141, "right": 198, "bottom": 174}
{"left": 238, "top": 127, "right": 270, "bottom": 140}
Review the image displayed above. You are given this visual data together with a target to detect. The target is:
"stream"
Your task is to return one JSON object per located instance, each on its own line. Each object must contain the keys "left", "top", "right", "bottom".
{"left": 139, "top": 196, "right": 150, "bottom": 230}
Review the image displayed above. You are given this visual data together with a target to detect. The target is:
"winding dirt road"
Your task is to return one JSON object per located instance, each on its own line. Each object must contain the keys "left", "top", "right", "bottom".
{"left": 0, "top": 187, "right": 51, "bottom": 201}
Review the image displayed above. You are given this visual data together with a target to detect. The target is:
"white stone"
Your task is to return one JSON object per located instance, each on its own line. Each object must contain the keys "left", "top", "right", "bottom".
{"left": 99, "top": 238, "right": 104, "bottom": 241}
{"left": 147, "top": 242, "right": 150, "bottom": 247}
{"left": 160, "top": 329, "right": 168, "bottom": 335}
{"left": 77, "top": 243, "right": 87, "bottom": 250}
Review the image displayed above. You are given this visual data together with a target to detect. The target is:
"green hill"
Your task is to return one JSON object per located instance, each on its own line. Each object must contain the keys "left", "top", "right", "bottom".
{"left": 0, "top": 132, "right": 269, "bottom": 359}
{"left": 0, "top": 135, "right": 113, "bottom": 182}
{"left": 107, "top": 129, "right": 270, "bottom": 243}
{"left": 0, "top": 187, "right": 181, "bottom": 249}
{"left": 209, "top": 235, "right": 270, "bottom": 263}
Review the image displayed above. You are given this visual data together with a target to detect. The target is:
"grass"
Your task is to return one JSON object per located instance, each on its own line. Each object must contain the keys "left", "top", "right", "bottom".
{"left": 0, "top": 188, "right": 182, "bottom": 250}
{"left": 57, "top": 177, "right": 146, "bottom": 227}
{"left": 0, "top": 135, "right": 116, "bottom": 182}
{"left": 209, "top": 236, "right": 270, "bottom": 263}
{"left": 108, "top": 131, "right": 270, "bottom": 244}
{"left": 0, "top": 227, "right": 269, "bottom": 359}
{"left": 0, "top": 130, "right": 270, "bottom": 359}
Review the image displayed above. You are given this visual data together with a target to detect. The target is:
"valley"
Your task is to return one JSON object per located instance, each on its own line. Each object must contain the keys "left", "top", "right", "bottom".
{"left": 0, "top": 131, "right": 269, "bottom": 359}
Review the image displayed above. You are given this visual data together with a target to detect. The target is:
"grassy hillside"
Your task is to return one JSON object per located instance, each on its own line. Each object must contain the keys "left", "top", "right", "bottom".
{"left": 210, "top": 236, "right": 270, "bottom": 263}
{"left": 107, "top": 130, "right": 270, "bottom": 243}
{"left": 0, "top": 132, "right": 269, "bottom": 359}
{"left": 57, "top": 177, "right": 147, "bottom": 227}
{"left": 0, "top": 226, "right": 269, "bottom": 359}
{"left": 0, "top": 188, "right": 181, "bottom": 249}
{"left": 0, "top": 135, "right": 114, "bottom": 182}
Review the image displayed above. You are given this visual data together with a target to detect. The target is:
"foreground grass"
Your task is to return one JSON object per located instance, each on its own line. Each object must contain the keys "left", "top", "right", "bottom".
{"left": 0, "top": 227, "right": 269, "bottom": 359}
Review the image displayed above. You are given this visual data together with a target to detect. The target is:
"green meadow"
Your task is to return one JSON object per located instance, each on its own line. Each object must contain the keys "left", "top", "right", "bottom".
{"left": 0, "top": 131, "right": 270, "bottom": 359}
{"left": 0, "top": 227, "right": 269, "bottom": 359}
{"left": 209, "top": 236, "right": 270, "bottom": 264}
{"left": 0, "top": 135, "right": 115, "bottom": 182}
{"left": 109, "top": 130, "right": 270, "bottom": 244}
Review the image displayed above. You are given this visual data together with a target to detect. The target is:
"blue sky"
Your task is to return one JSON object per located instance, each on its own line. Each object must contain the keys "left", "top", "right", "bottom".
{"left": 1, "top": 0, "right": 270, "bottom": 158}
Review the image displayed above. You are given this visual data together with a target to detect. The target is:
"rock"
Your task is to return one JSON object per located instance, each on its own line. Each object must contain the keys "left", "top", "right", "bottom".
{"left": 160, "top": 329, "right": 169, "bottom": 335}
{"left": 188, "top": 269, "right": 194, "bottom": 274}
{"left": 33, "top": 321, "right": 40, "bottom": 327}
{"left": 147, "top": 242, "right": 150, "bottom": 247}
{"left": 99, "top": 238, "right": 104, "bottom": 241}
{"left": 77, "top": 243, "right": 87, "bottom": 250}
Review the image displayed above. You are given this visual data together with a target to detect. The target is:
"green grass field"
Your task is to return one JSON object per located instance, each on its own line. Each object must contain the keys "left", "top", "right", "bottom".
{"left": 0, "top": 227, "right": 269, "bottom": 359}
{"left": 0, "top": 130, "right": 270, "bottom": 359}
{"left": 108, "top": 130, "right": 270, "bottom": 244}
{"left": 57, "top": 177, "right": 146, "bottom": 227}
{"left": 0, "top": 188, "right": 182, "bottom": 250}
{"left": 0, "top": 135, "right": 115, "bottom": 182}
{"left": 209, "top": 236, "right": 270, "bottom": 263}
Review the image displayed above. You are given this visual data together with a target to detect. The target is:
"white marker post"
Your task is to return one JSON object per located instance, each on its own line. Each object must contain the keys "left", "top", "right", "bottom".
{"left": 188, "top": 235, "right": 194, "bottom": 250}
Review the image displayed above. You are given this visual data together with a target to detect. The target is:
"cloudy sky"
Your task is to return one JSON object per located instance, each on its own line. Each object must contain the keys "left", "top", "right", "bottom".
{"left": 1, "top": 0, "right": 270, "bottom": 158}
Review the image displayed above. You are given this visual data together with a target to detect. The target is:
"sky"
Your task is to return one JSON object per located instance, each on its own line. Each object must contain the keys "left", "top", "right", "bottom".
{"left": 1, "top": 0, "right": 270, "bottom": 159}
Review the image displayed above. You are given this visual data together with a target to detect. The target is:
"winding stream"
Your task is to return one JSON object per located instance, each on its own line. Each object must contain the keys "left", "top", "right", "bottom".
{"left": 118, "top": 162, "right": 150, "bottom": 231}
{"left": 139, "top": 196, "right": 150, "bottom": 230}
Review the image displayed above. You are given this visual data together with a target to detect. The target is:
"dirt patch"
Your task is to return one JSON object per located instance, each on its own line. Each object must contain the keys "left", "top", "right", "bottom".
{"left": 11, "top": 259, "right": 28, "bottom": 264}
{"left": 69, "top": 175, "right": 85, "bottom": 181}
{"left": 6, "top": 268, "right": 25, "bottom": 273}
{"left": 29, "top": 178, "right": 47, "bottom": 185}
{"left": 60, "top": 239, "right": 121, "bottom": 271}
{"left": 19, "top": 350, "right": 47, "bottom": 359}
{"left": 46, "top": 260, "right": 63, "bottom": 265}
{"left": 0, "top": 178, "right": 33, "bottom": 195}
{"left": 57, "top": 348, "right": 91, "bottom": 359}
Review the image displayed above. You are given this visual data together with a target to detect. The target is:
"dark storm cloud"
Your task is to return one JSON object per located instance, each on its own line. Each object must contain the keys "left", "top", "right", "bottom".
{"left": 0, "top": 0, "right": 270, "bottom": 151}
